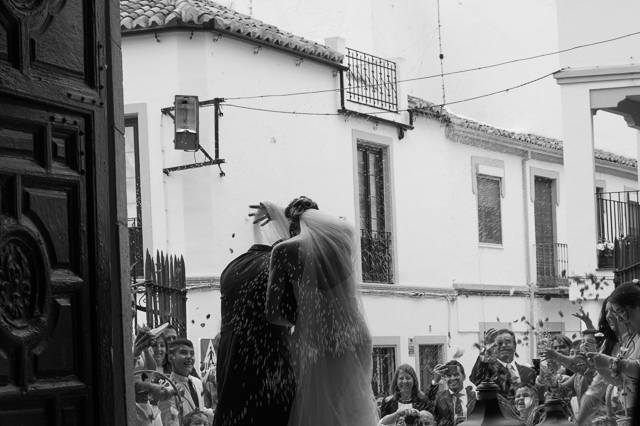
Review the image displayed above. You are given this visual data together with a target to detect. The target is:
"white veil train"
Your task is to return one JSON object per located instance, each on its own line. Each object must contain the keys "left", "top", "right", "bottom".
{"left": 264, "top": 202, "right": 379, "bottom": 426}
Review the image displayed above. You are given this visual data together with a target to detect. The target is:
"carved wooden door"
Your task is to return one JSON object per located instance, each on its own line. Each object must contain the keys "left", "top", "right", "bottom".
{"left": 0, "top": 1, "right": 130, "bottom": 425}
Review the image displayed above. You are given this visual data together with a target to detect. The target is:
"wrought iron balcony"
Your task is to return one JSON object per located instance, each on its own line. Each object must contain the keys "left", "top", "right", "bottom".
{"left": 534, "top": 243, "right": 569, "bottom": 287}
{"left": 344, "top": 48, "right": 398, "bottom": 112}
{"left": 596, "top": 190, "right": 640, "bottom": 282}
{"left": 360, "top": 229, "right": 394, "bottom": 283}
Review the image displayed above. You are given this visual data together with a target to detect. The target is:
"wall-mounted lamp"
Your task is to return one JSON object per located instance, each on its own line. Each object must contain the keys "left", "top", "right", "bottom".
{"left": 174, "top": 95, "right": 199, "bottom": 151}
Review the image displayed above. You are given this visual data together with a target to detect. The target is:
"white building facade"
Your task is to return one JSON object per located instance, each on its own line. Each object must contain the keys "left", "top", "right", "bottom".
{"left": 121, "top": 0, "right": 636, "bottom": 396}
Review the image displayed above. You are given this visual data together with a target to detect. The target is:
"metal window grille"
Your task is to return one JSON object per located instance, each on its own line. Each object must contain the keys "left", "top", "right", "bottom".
{"left": 372, "top": 346, "right": 396, "bottom": 398}
{"left": 357, "top": 144, "right": 393, "bottom": 283}
{"left": 128, "top": 217, "right": 144, "bottom": 279}
{"left": 125, "top": 117, "right": 144, "bottom": 279}
{"left": 477, "top": 175, "right": 502, "bottom": 244}
{"left": 345, "top": 48, "right": 398, "bottom": 112}
{"left": 534, "top": 243, "right": 569, "bottom": 287}
{"left": 361, "top": 229, "right": 394, "bottom": 284}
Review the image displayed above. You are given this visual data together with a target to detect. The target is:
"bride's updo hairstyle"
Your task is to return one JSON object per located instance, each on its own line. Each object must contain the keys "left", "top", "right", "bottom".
{"left": 284, "top": 196, "right": 319, "bottom": 237}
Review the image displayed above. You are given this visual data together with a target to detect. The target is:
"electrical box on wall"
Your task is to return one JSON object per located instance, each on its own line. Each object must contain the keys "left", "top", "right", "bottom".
{"left": 174, "top": 95, "right": 199, "bottom": 151}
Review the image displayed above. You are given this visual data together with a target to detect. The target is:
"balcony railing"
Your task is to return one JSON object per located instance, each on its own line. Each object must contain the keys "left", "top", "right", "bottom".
{"left": 345, "top": 48, "right": 398, "bottom": 112}
{"left": 596, "top": 190, "right": 640, "bottom": 282}
{"left": 361, "top": 229, "right": 394, "bottom": 283}
{"left": 534, "top": 243, "right": 569, "bottom": 287}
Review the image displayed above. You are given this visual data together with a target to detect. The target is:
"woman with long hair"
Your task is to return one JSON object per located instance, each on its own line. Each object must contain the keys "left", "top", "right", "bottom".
{"left": 151, "top": 334, "right": 171, "bottom": 374}
{"left": 576, "top": 289, "right": 637, "bottom": 425}
{"left": 583, "top": 283, "right": 640, "bottom": 426}
{"left": 262, "top": 197, "right": 379, "bottom": 425}
{"left": 378, "top": 364, "right": 430, "bottom": 425}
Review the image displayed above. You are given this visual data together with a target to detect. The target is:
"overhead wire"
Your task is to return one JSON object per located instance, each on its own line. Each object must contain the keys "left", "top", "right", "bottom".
{"left": 223, "top": 29, "right": 640, "bottom": 101}
{"left": 222, "top": 68, "right": 563, "bottom": 116}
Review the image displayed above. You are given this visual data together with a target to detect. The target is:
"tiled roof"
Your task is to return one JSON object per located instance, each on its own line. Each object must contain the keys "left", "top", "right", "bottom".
{"left": 408, "top": 95, "right": 637, "bottom": 170}
{"left": 120, "top": 0, "right": 344, "bottom": 66}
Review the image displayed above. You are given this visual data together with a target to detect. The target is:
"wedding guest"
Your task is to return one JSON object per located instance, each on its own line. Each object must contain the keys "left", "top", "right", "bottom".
{"left": 419, "top": 410, "right": 436, "bottom": 426}
{"left": 432, "top": 361, "right": 476, "bottom": 426}
{"left": 152, "top": 334, "right": 170, "bottom": 374}
{"left": 182, "top": 410, "right": 209, "bottom": 426}
{"left": 577, "top": 297, "right": 627, "bottom": 425}
{"left": 584, "top": 283, "right": 640, "bottom": 426}
{"left": 514, "top": 384, "right": 545, "bottom": 426}
{"left": 379, "top": 364, "right": 430, "bottom": 425}
{"left": 159, "top": 339, "right": 213, "bottom": 426}
{"left": 163, "top": 325, "right": 178, "bottom": 345}
{"left": 470, "top": 329, "right": 536, "bottom": 401}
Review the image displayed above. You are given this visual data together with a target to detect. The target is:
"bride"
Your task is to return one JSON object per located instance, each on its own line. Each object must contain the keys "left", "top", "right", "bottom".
{"left": 252, "top": 196, "right": 379, "bottom": 426}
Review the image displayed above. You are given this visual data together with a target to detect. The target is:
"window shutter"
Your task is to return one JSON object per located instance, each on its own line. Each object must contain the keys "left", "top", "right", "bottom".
{"left": 477, "top": 175, "right": 502, "bottom": 244}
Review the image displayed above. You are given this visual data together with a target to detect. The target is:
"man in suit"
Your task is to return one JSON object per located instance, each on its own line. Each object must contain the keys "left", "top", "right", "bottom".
{"left": 470, "top": 329, "right": 536, "bottom": 402}
{"left": 433, "top": 360, "right": 476, "bottom": 426}
{"left": 213, "top": 238, "right": 296, "bottom": 426}
{"left": 159, "top": 339, "right": 213, "bottom": 426}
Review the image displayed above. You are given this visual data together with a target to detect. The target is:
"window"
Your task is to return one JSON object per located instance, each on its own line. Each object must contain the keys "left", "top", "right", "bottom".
{"left": 125, "top": 116, "right": 143, "bottom": 279}
{"left": 372, "top": 346, "right": 396, "bottom": 398}
{"left": 417, "top": 344, "right": 444, "bottom": 393}
{"left": 477, "top": 174, "right": 503, "bottom": 245}
{"left": 357, "top": 143, "right": 393, "bottom": 283}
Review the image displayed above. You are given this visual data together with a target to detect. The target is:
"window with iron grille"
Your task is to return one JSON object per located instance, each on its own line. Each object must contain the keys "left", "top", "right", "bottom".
{"left": 477, "top": 174, "right": 502, "bottom": 245}
{"left": 418, "top": 344, "right": 444, "bottom": 394}
{"left": 372, "top": 346, "right": 396, "bottom": 398}
{"left": 125, "top": 116, "right": 144, "bottom": 279}
{"left": 345, "top": 48, "right": 398, "bottom": 112}
{"left": 357, "top": 143, "right": 393, "bottom": 283}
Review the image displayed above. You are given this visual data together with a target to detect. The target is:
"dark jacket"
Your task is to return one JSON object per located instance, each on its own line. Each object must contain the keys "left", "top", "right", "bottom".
{"left": 469, "top": 356, "right": 536, "bottom": 401}
{"left": 214, "top": 244, "right": 295, "bottom": 426}
{"left": 433, "top": 387, "right": 476, "bottom": 426}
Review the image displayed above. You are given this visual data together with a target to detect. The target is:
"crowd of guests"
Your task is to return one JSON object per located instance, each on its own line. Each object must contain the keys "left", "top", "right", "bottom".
{"left": 132, "top": 324, "right": 220, "bottom": 426}
{"left": 130, "top": 280, "right": 640, "bottom": 426}
{"left": 376, "top": 281, "right": 640, "bottom": 426}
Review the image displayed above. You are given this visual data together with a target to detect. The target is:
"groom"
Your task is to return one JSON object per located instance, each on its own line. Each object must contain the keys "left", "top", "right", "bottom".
{"left": 213, "top": 206, "right": 297, "bottom": 426}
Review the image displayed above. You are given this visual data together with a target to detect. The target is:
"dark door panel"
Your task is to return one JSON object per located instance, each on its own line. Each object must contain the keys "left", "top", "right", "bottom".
{"left": 0, "top": 0, "right": 128, "bottom": 424}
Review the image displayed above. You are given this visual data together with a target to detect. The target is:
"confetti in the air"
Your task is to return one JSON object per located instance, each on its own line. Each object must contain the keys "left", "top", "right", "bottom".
{"left": 229, "top": 248, "right": 234, "bottom": 254}
{"left": 206, "top": 314, "right": 211, "bottom": 319}
{"left": 452, "top": 348, "right": 465, "bottom": 359}
{"left": 200, "top": 323, "right": 205, "bottom": 328}
{"left": 559, "top": 311, "right": 564, "bottom": 318}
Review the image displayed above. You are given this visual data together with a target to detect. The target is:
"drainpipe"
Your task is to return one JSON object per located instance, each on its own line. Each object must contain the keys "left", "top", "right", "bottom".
{"left": 522, "top": 152, "right": 536, "bottom": 361}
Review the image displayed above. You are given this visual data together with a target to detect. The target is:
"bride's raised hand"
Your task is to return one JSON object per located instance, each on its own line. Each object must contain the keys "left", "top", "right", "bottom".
{"left": 248, "top": 202, "right": 271, "bottom": 226}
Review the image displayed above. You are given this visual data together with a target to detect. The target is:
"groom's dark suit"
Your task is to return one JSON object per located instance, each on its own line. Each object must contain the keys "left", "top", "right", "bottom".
{"left": 213, "top": 244, "right": 296, "bottom": 426}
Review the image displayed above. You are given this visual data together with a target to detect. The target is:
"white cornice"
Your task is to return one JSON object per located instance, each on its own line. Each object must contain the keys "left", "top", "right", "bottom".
{"left": 554, "top": 64, "right": 640, "bottom": 85}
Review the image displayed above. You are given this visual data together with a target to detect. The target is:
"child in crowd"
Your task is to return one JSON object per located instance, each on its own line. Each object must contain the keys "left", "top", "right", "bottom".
{"left": 182, "top": 410, "right": 209, "bottom": 426}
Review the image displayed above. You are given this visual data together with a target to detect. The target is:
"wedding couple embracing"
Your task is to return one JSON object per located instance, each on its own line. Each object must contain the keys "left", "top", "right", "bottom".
{"left": 213, "top": 196, "right": 379, "bottom": 426}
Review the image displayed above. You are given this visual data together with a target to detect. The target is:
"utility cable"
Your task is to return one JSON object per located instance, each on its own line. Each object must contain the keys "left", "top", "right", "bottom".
{"left": 222, "top": 69, "right": 562, "bottom": 116}
{"left": 223, "top": 29, "right": 640, "bottom": 101}
{"left": 436, "top": 0, "right": 446, "bottom": 106}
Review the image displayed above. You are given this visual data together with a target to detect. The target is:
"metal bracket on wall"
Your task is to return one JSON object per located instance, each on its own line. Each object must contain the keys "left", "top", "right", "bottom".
{"left": 161, "top": 98, "right": 226, "bottom": 176}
